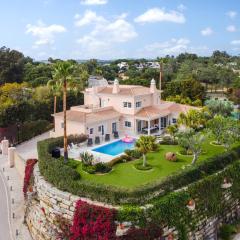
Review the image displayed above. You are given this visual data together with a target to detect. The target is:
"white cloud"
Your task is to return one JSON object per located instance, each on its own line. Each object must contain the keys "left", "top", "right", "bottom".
{"left": 201, "top": 27, "right": 213, "bottom": 36}
{"left": 74, "top": 10, "right": 105, "bottom": 26}
{"left": 226, "top": 11, "right": 237, "bottom": 19}
{"left": 177, "top": 4, "right": 187, "bottom": 11}
{"left": 134, "top": 8, "right": 186, "bottom": 24}
{"left": 137, "top": 38, "right": 210, "bottom": 58}
{"left": 75, "top": 11, "right": 137, "bottom": 58}
{"left": 26, "top": 20, "right": 66, "bottom": 47}
{"left": 231, "top": 40, "right": 240, "bottom": 45}
{"left": 226, "top": 25, "right": 237, "bottom": 32}
{"left": 80, "top": 0, "right": 107, "bottom": 5}
{"left": 142, "top": 38, "right": 190, "bottom": 55}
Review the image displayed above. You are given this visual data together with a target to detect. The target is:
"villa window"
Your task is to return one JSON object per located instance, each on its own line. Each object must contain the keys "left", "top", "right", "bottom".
{"left": 125, "top": 121, "right": 131, "bottom": 127}
{"left": 61, "top": 122, "right": 64, "bottom": 128}
{"left": 136, "top": 101, "right": 142, "bottom": 108}
{"left": 90, "top": 128, "right": 94, "bottom": 134}
{"left": 98, "top": 126, "right": 102, "bottom": 132}
{"left": 172, "top": 118, "right": 177, "bottom": 124}
{"left": 123, "top": 102, "right": 132, "bottom": 108}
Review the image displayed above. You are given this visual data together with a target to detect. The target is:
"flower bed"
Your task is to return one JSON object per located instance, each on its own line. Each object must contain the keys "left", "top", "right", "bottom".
{"left": 23, "top": 159, "right": 38, "bottom": 198}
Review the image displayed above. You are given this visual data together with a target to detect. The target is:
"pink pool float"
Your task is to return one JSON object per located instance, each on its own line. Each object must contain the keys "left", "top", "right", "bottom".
{"left": 122, "top": 135, "right": 134, "bottom": 143}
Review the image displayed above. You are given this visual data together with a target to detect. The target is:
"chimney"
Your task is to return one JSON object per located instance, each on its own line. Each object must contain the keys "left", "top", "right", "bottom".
{"left": 112, "top": 78, "right": 120, "bottom": 94}
{"left": 150, "top": 78, "right": 157, "bottom": 93}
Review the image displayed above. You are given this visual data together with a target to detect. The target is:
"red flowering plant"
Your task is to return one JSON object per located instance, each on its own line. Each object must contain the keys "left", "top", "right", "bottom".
{"left": 23, "top": 159, "right": 38, "bottom": 198}
{"left": 70, "top": 200, "right": 117, "bottom": 240}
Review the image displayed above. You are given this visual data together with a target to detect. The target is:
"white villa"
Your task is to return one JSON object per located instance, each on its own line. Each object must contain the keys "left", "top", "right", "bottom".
{"left": 52, "top": 79, "right": 194, "bottom": 139}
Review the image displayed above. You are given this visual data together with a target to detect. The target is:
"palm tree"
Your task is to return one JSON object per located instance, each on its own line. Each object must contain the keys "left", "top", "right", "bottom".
{"left": 135, "top": 136, "right": 158, "bottom": 167}
{"left": 47, "top": 79, "right": 62, "bottom": 132}
{"left": 177, "top": 109, "right": 206, "bottom": 130}
{"left": 52, "top": 61, "right": 74, "bottom": 163}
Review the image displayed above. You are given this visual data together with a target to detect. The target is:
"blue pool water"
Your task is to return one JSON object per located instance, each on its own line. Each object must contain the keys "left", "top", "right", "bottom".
{"left": 92, "top": 139, "right": 135, "bottom": 156}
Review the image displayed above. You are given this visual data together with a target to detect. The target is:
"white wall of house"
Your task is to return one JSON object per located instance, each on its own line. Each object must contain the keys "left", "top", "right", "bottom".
{"left": 86, "top": 117, "right": 120, "bottom": 139}
{"left": 54, "top": 117, "right": 86, "bottom": 137}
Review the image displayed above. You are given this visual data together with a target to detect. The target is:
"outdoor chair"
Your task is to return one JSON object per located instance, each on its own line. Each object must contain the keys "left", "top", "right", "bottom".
{"left": 95, "top": 136, "right": 100, "bottom": 145}
{"left": 105, "top": 134, "right": 110, "bottom": 142}
{"left": 113, "top": 131, "right": 119, "bottom": 139}
{"left": 87, "top": 138, "right": 93, "bottom": 147}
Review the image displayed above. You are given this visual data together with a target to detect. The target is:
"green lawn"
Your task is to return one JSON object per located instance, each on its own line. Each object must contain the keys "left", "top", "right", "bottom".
{"left": 75, "top": 138, "right": 226, "bottom": 189}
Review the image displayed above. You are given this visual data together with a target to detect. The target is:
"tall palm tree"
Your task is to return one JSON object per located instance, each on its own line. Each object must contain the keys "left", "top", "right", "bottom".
{"left": 52, "top": 61, "right": 74, "bottom": 163}
{"left": 47, "top": 79, "right": 62, "bottom": 132}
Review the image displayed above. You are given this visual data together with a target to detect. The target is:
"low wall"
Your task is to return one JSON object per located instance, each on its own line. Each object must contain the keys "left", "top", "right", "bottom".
{"left": 26, "top": 164, "right": 240, "bottom": 240}
{"left": 14, "top": 151, "right": 26, "bottom": 179}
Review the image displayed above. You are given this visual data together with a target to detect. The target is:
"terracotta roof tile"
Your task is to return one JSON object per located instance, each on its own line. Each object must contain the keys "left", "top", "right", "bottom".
{"left": 54, "top": 108, "right": 121, "bottom": 124}
{"left": 98, "top": 85, "right": 153, "bottom": 96}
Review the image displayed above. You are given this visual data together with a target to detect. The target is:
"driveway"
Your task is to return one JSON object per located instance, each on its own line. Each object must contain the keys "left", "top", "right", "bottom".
{"left": 0, "top": 169, "right": 14, "bottom": 240}
{"left": 16, "top": 131, "right": 50, "bottom": 160}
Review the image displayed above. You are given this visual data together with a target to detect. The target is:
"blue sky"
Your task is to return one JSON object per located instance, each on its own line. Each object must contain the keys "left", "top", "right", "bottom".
{"left": 1, "top": 0, "right": 239, "bottom": 60}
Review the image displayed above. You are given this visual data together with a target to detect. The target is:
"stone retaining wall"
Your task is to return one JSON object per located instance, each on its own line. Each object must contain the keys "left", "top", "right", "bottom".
{"left": 26, "top": 165, "right": 117, "bottom": 240}
{"left": 26, "top": 164, "right": 240, "bottom": 240}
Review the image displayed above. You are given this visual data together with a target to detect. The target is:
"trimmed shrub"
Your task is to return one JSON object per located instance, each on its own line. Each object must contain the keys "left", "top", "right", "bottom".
{"left": 95, "top": 162, "right": 112, "bottom": 173}
{"left": 82, "top": 163, "right": 112, "bottom": 174}
{"left": 107, "top": 154, "right": 132, "bottom": 167}
{"left": 125, "top": 149, "right": 142, "bottom": 159}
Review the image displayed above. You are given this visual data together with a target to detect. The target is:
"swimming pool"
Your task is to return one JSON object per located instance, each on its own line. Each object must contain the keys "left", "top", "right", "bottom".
{"left": 92, "top": 139, "right": 135, "bottom": 156}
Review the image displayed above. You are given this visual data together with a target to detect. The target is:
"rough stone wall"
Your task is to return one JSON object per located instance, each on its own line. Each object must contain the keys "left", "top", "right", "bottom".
{"left": 26, "top": 165, "right": 240, "bottom": 240}
{"left": 26, "top": 165, "right": 116, "bottom": 240}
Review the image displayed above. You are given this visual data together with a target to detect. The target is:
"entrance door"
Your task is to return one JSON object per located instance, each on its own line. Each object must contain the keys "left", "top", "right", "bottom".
{"left": 161, "top": 117, "right": 167, "bottom": 129}
{"left": 137, "top": 120, "right": 142, "bottom": 132}
{"left": 112, "top": 122, "right": 117, "bottom": 133}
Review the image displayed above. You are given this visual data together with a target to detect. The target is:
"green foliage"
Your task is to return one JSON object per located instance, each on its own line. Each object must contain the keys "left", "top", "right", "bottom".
{"left": 163, "top": 78, "right": 205, "bottom": 101}
{"left": 177, "top": 109, "right": 207, "bottom": 129}
{"left": 38, "top": 136, "right": 240, "bottom": 205}
{"left": 136, "top": 135, "right": 158, "bottom": 167}
{"left": 0, "top": 47, "right": 32, "bottom": 85}
{"left": 18, "top": 120, "right": 52, "bottom": 143}
{"left": 118, "top": 160, "right": 240, "bottom": 239}
{"left": 80, "top": 152, "right": 94, "bottom": 166}
{"left": 124, "top": 149, "right": 142, "bottom": 159}
{"left": 218, "top": 224, "right": 237, "bottom": 240}
{"left": 82, "top": 161, "right": 112, "bottom": 174}
{"left": 206, "top": 99, "right": 234, "bottom": 117}
{"left": 107, "top": 154, "right": 132, "bottom": 167}
{"left": 208, "top": 115, "right": 240, "bottom": 148}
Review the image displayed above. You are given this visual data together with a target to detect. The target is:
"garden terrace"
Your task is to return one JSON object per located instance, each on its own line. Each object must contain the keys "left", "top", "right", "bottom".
{"left": 37, "top": 136, "right": 240, "bottom": 205}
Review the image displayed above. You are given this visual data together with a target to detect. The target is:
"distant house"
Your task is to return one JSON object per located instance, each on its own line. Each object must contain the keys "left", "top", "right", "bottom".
{"left": 206, "top": 90, "right": 229, "bottom": 101}
{"left": 147, "top": 62, "right": 160, "bottom": 69}
{"left": 88, "top": 76, "right": 108, "bottom": 88}
{"left": 117, "top": 62, "right": 129, "bottom": 71}
{"left": 52, "top": 79, "right": 196, "bottom": 138}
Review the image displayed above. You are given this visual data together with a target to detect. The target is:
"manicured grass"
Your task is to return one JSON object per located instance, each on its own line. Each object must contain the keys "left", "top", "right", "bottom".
{"left": 75, "top": 138, "right": 226, "bottom": 189}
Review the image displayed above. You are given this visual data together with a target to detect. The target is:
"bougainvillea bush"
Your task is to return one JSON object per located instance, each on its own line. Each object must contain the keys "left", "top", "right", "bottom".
{"left": 23, "top": 158, "right": 38, "bottom": 198}
{"left": 71, "top": 200, "right": 117, "bottom": 240}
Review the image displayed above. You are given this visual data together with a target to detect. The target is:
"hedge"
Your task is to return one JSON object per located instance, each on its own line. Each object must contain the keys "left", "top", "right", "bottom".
{"left": 117, "top": 159, "right": 240, "bottom": 239}
{"left": 18, "top": 120, "right": 53, "bottom": 144}
{"left": 37, "top": 136, "right": 240, "bottom": 205}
